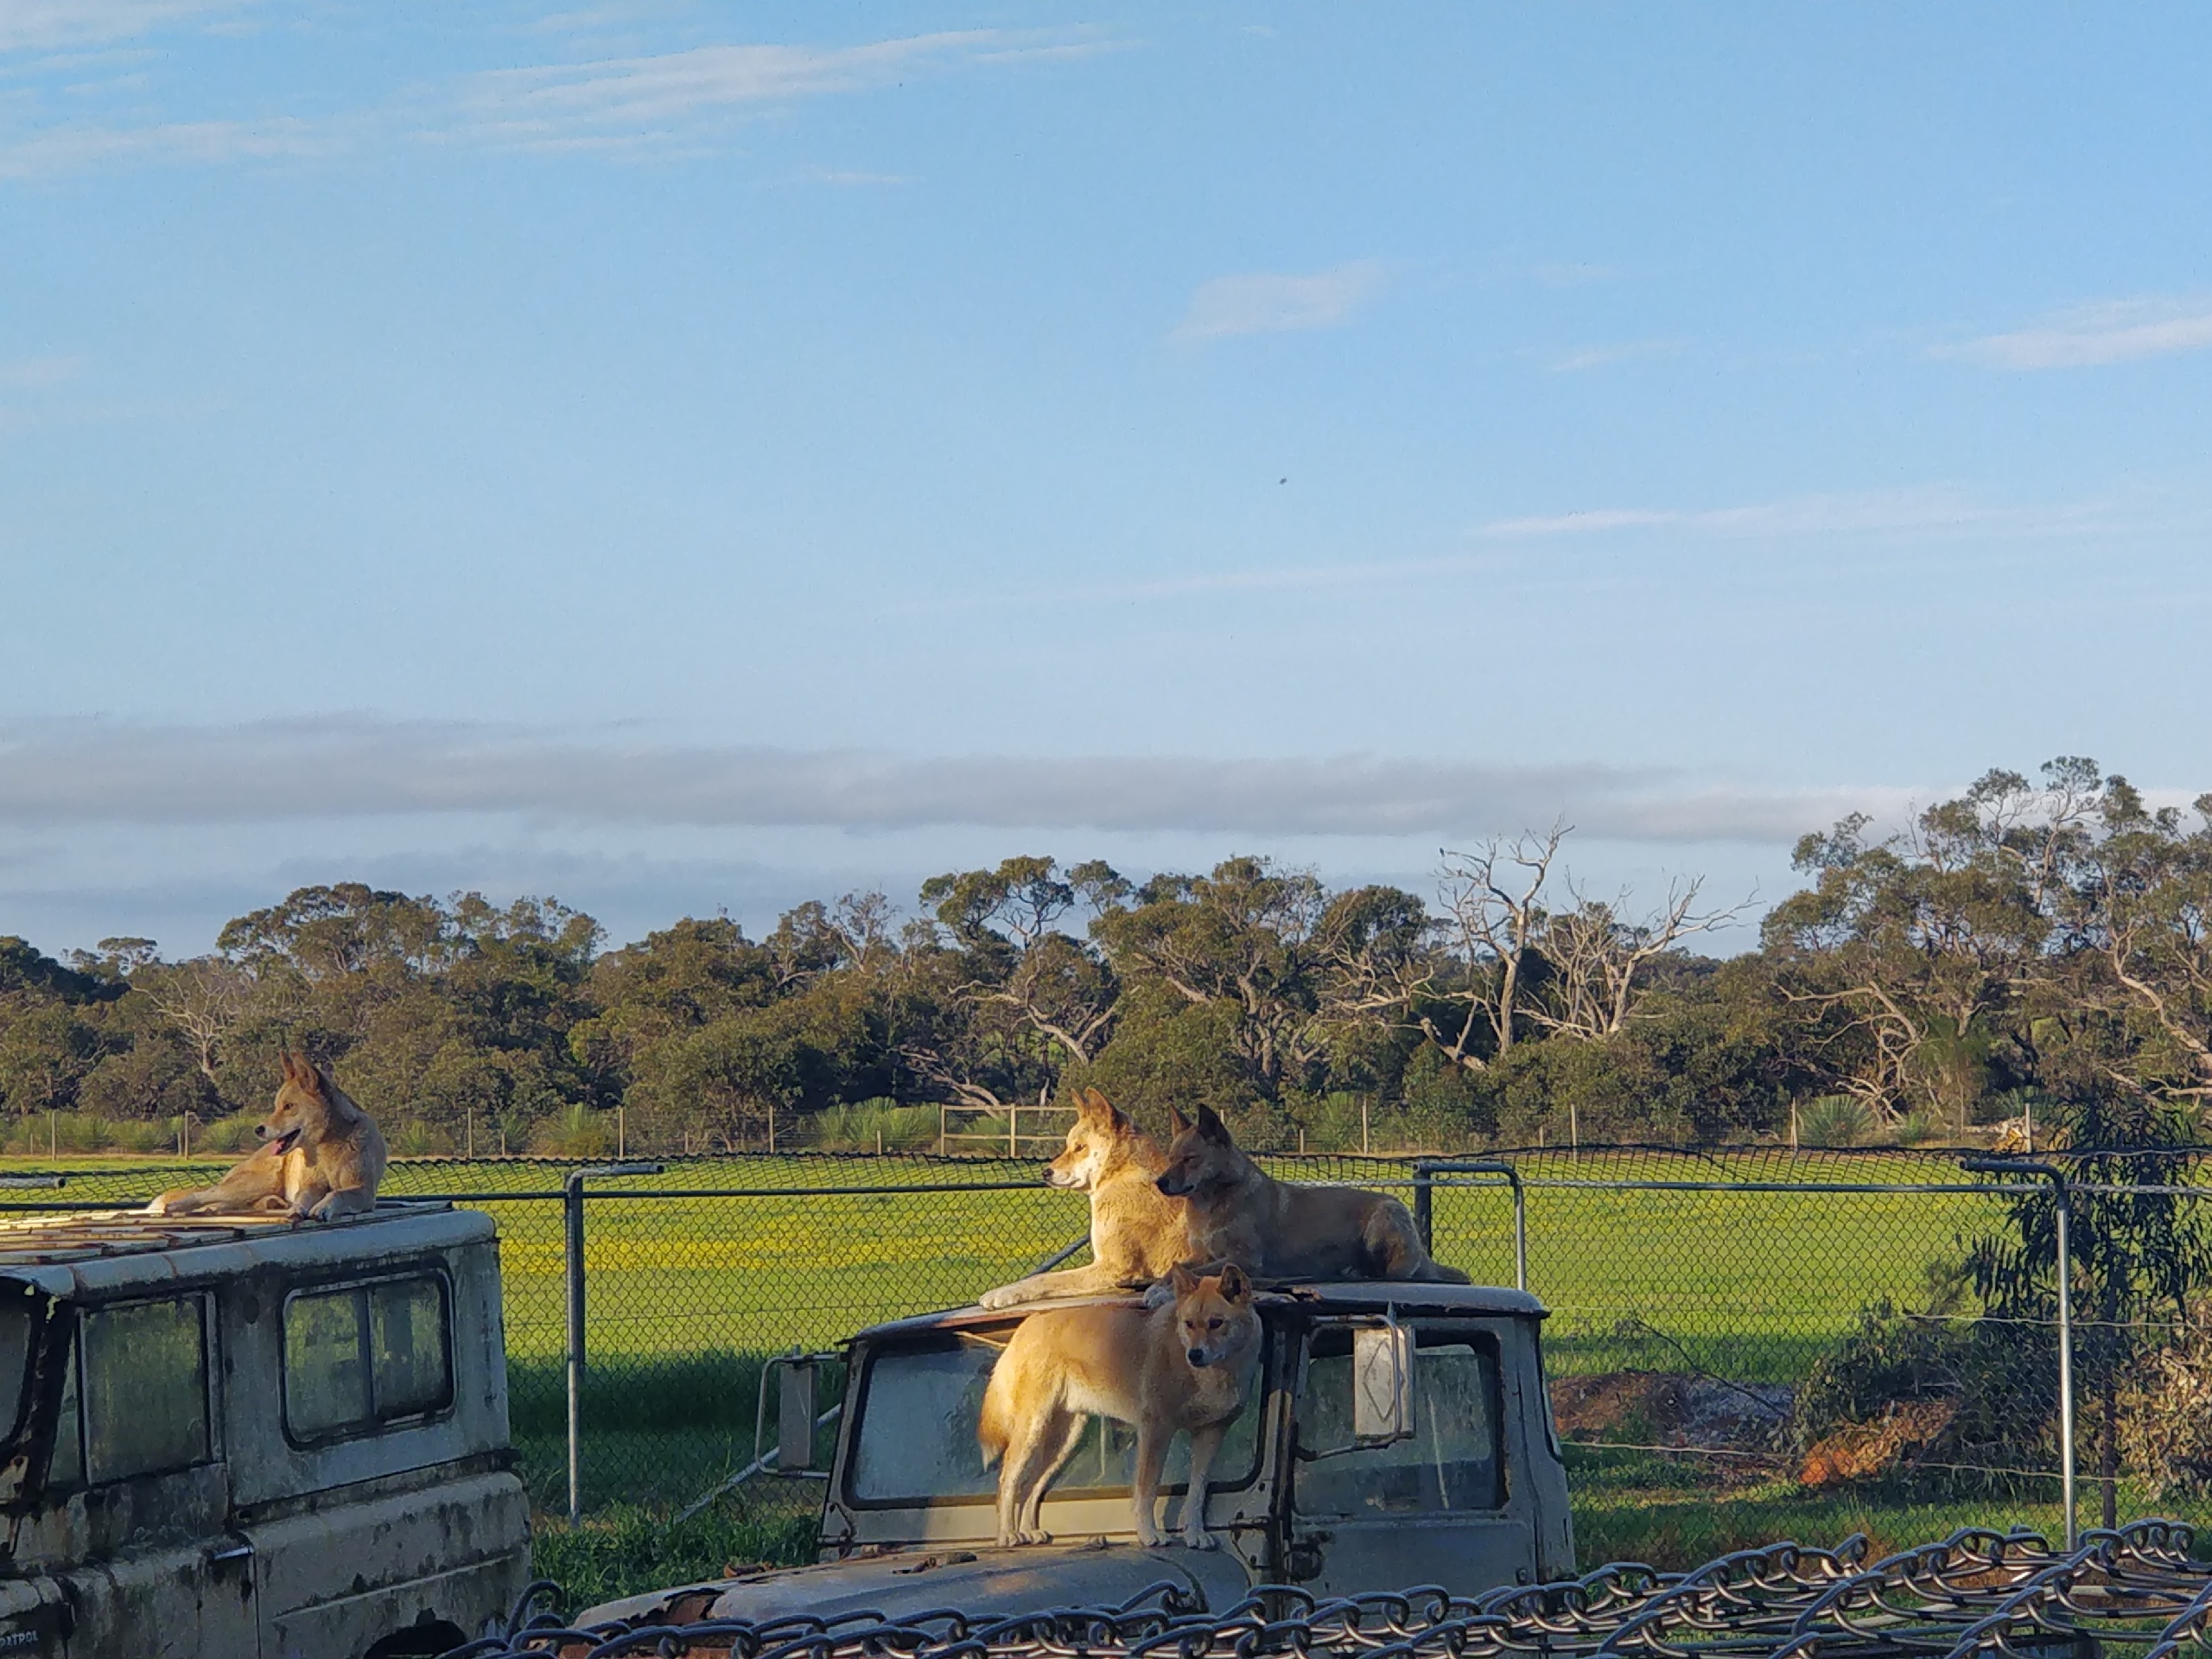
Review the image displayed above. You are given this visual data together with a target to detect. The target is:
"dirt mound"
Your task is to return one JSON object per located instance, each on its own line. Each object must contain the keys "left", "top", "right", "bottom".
{"left": 1799, "top": 1398, "right": 1958, "bottom": 1486}
{"left": 1549, "top": 1370, "right": 1792, "bottom": 1452}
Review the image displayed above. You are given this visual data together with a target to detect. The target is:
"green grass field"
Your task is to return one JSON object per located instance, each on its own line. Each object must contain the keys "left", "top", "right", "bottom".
{"left": 9, "top": 1149, "right": 2169, "bottom": 1610}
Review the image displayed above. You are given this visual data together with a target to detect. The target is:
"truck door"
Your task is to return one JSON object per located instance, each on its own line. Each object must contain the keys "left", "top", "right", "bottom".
{"left": 1282, "top": 1321, "right": 1535, "bottom": 1597}
{"left": 56, "top": 1295, "right": 260, "bottom": 1658}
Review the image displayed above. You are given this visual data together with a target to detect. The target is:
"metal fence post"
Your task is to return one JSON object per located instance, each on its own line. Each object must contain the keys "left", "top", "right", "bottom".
{"left": 563, "top": 1161, "right": 665, "bottom": 1523}
{"left": 2051, "top": 1173, "right": 2077, "bottom": 1550}
{"left": 1407, "top": 1160, "right": 1524, "bottom": 1293}
{"left": 1510, "top": 1176, "right": 1528, "bottom": 1294}
{"left": 1966, "top": 1157, "right": 2076, "bottom": 1549}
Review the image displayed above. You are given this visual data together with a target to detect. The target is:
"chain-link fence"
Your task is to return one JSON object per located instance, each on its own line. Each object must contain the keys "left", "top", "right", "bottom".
{"left": 8, "top": 1147, "right": 2210, "bottom": 1552}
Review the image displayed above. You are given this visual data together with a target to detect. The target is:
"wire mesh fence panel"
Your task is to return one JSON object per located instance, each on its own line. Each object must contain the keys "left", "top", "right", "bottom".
{"left": 1420, "top": 1148, "right": 2094, "bottom": 1561}
{"left": 12, "top": 1145, "right": 2212, "bottom": 1550}
{"left": 567, "top": 1169, "right": 1093, "bottom": 1511}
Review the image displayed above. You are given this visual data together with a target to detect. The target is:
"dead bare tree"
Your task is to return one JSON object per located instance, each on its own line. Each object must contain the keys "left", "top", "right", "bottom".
{"left": 1531, "top": 875, "right": 1756, "bottom": 1040}
{"left": 140, "top": 957, "right": 253, "bottom": 1094}
{"left": 1421, "top": 823, "right": 1568, "bottom": 1072}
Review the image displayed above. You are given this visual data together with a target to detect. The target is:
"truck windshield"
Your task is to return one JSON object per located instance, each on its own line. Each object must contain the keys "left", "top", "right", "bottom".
{"left": 847, "top": 1330, "right": 1266, "bottom": 1506}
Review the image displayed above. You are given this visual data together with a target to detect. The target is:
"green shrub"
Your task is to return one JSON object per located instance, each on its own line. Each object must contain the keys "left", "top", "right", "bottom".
{"left": 808, "top": 1099, "right": 940, "bottom": 1152}
{"left": 1891, "top": 1110, "right": 1939, "bottom": 1147}
{"left": 2119, "top": 1301, "right": 2212, "bottom": 1499}
{"left": 391, "top": 1119, "right": 454, "bottom": 1157}
{"left": 112, "top": 1120, "right": 170, "bottom": 1154}
{"left": 1796, "top": 1260, "right": 2056, "bottom": 1492}
{"left": 531, "top": 1105, "right": 613, "bottom": 1159}
{"left": 1797, "top": 1095, "right": 1875, "bottom": 1147}
{"left": 198, "top": 1116, "right": 260, "bottom": 1154}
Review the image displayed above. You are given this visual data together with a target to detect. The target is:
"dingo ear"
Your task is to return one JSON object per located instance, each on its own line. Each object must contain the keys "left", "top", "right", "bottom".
{"left": 1217, "top": 1263, "right": 1250, "bottom": 1302}
{"left": 1169, "top": 1264, "right": 1198, "bottom": 1298}
{"left": 296, "top": 1059, "right": 327, "bottom": 1101}
{"left": 279, "top": 1051, "right": 302, "bottom": 1084}
{"left": 1086, "top": 1088, "right": 1132, "bottom": 1131}
{"left": 1168, "top": 1104, "right": 1192, "bottom": 1135}
{"left": 1195, "top": 1103, "right": 1232, "bottom": 1145}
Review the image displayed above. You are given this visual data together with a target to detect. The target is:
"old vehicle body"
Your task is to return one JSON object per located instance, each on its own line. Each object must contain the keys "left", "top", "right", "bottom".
{"left": 583, "top": 1281, "right": 1571, "bottom": 1628}
{"left": 0, "top": 1205, "right": 530, "bottom": 1659}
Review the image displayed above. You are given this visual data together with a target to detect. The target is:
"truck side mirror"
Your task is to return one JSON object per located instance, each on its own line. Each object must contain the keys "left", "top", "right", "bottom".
{"left": 778, "top": 1357, "right": 817, "bottom": 1472}
{"left": 1351, "top": 1319, "right": 1414, "bottom": 1446}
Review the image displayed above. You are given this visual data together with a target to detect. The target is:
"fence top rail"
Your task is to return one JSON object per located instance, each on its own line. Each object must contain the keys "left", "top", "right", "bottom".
{"left": 1460, "top": 1177, "right": 2048, "bottom": 1196}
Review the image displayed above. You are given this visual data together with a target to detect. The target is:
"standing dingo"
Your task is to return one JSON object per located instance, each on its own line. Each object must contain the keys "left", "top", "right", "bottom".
{"left": 978, "top": 1264, "right": 1259, "bottom": 1549}
{"left": 980, "top": 1088, "right": 1192, "bottom": 1309}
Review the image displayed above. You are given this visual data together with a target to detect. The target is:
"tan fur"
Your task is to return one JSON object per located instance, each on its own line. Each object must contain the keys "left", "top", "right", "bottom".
{"left": 147, "top": 1052, "right": 389, "bottom": 1222}
{"left": 978, "top": 1089, "right": 1193, "bottom": 1310}
{"left": 1154, "top": 1103, "right": 1471, "bottom": 1284}
{"left": 977, "top": 1264, "right": 1259, "bottom": 1549}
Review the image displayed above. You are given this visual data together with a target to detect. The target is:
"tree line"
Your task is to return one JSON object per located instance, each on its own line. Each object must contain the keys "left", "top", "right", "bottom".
{"left": 1, "top": 757, "right": 2207, "bottom": 1156}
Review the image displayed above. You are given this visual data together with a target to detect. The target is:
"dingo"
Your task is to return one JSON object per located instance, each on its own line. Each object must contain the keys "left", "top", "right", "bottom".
{"left": 977, "top": 1263, "right": 1259, "bottom": 1549}
{"left": 149, "top": 1052, "right": 389, "bottom": 1221}
{"left": 980, "top": 1088, "right": 1192, "bottom": 1309}
{"left": 1155, "top": 1103, "right": 1469, "bottom": 1283}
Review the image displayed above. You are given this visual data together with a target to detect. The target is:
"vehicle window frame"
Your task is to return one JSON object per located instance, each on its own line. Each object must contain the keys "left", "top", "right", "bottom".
{"left": 840, "top": 1324, "right": 1274, "bottom": 1512}
{"left": 279, "top": 1268, "right": 456, "bottom": 1450}
{"left": 1292, "top": 1319, "right": 1508, "bottom": 1518}
{"left": 0, "top": 1281, "right": 41, "bottom": 1452}
{"left": 79, "top": 1292, "right": 215, "bottom": 1485}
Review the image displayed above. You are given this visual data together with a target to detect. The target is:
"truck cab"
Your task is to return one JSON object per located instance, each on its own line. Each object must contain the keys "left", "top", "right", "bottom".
{"left": 0, "top": 1205, "right": 530, "bottom": 1659}
{"left": 584, "top": 1281, "right": 1572, "bottom": 1629}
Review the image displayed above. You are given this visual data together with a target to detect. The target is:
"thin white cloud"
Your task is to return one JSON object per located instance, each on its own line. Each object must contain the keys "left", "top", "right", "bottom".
{"left": 1171, "top": 262, "right": 1385, "bottom": 344}
{"left": 0, "top": 26, "right": 1115, "bottom": 175}
{"left": 1948, "top": 296, "right": 2212, "bottom": 370}
{"left": 0, "top": 0, "right": 247, "bottom": 54}
{"left": 1550, "top": 339, "right": 1683, "bottom": 373}
{"left": 1477, "top": 486, "right": 2082, "bottom": 542}
{"left": 807, "top": 166, "right": 912, "bottom": 187}
{"left": 451, "top": 29, "right": 1112, "bottom": 150}
{"left": 0, "top": 115, "right": 324, "bottom": 177}
{"left": 0, "top": 715, "right": 1924, "bottom": 847}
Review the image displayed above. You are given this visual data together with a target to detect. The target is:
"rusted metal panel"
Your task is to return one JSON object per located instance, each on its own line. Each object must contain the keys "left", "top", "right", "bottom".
{"left": 245, "top": 1470, "right": 528, "bottom": 1646}
{"left": 0, "top": 1202, "right": 524, "bottom": 1657}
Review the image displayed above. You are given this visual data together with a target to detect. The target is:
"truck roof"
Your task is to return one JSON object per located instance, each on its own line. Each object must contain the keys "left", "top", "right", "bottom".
{"left": 852, "top": 1279, "right": 1547, "bottom": 1343}
{"left": 0, "top": 1203, "right": 493, "bottom": 1300}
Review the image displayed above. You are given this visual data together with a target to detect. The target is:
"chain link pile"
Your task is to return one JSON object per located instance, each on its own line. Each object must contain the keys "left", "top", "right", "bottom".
{"left": 442, "top": 1522, "right": 2212, "bottom": 1659}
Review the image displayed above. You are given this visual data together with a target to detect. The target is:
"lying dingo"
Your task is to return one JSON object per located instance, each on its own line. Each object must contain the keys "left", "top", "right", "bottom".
{"left": 149, "top": 1051, "right": 389, "bottom": 1221}
{"left": 978, "top": 1264, "right": 1259, "bottom": 1549}
{"left": 980, "top": 1088, "right": 1192, "bottom": 1309}
{"left": 1155, "top": 1102, "right": 1470, "bottom": 1283}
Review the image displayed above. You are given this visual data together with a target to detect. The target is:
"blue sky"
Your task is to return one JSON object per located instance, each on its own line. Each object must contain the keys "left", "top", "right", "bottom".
{"left": 3, "top": 2, "right": 2209, "bottom": 955}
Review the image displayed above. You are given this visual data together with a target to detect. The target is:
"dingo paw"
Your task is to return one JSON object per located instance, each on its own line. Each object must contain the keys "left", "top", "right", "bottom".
{"left": 1014, "top": 1528, "right": 1052, "bottom": 1546}
{"left": 1141, "top": 1279, "right": 1176, "bottom": 1310}
{"left": 1178, "top": 1529, "right": 1219, "bottom": 1550}
{"left": 977, "top": 1285, "right": 1020, "bottom": 1310}
{"left": 1135, "top": 1522, "right": 1164, "bottom": 1548}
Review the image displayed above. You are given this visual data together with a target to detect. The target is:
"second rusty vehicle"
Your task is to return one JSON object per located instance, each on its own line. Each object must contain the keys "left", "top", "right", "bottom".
{"left": 578, "top": 1280, "right": 1573, "bottom": 1627}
